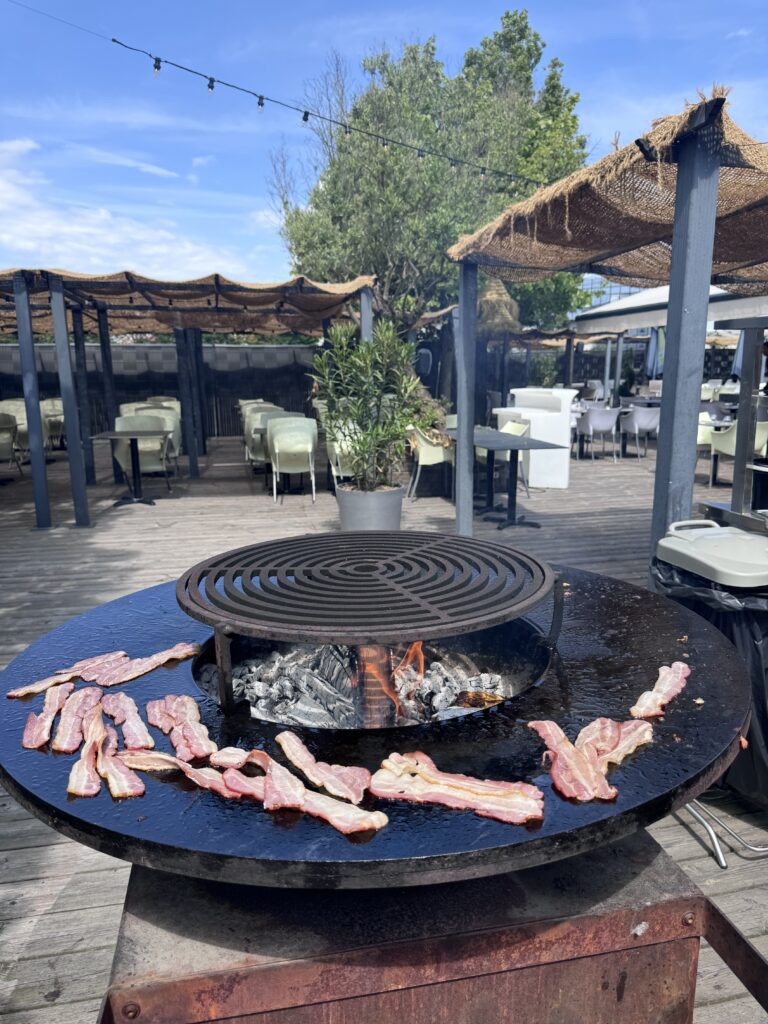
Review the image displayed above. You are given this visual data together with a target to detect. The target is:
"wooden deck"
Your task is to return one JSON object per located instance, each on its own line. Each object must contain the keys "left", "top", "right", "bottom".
{"left": 1, "top": 438, "right": 767, "bottom": 1023}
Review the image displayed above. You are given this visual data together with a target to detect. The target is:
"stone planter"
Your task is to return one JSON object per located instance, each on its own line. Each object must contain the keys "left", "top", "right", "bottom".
{"left": 336, "top": 485, "right": 404, "bottom": 531}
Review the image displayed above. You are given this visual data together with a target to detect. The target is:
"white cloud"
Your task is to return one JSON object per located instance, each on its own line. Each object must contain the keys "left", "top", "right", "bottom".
{"left": 249, "top": 208, "right": 281, "bottom": 230}
{"left": 0, "top": 139, "right": 248, "bottom": 279}
{"left": 73, "top": 145, "right": 179, "bottom": 179}
{"left": 192, "top": 155, "right": 215, "bottom": 168}
{"left": 187, "top": 172, "right": 200, "bottom": 186}
{"left": 726, "top": 27, "right": 752, "bottom": 39}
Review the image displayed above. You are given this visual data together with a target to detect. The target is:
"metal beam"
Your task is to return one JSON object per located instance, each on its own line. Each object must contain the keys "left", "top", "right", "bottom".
{"left": 13, "top": 272, "right": 50, "bottom": 528}
{"left": 455, "top": 262, "right": 478, "bottom": 536}
{"left": 97, "top": 302, "right": 122, "bottom": 483}
{"left": 360, "top": 286, "right": 374, "bottom": 341}
{"left": 612, "top": 334, "right": 625, "bottom": 407}
{"left": 603, "top": 338, "right": 612, "bottom": 400}
{"left": 730, "top": 328, "right": 764, "bottom": 514}
{"left": 185, "top": 327, "right": 204, "bottom": 459}
{"left": 650, "top": 129, "right": 721, "bottom": 552}
{"left": 175, "top": 327, "right": 199, "bottom": 478}
{"left": 71, "top": 307, "right": 95, "bottom": 485}
{"left": 50, "top": 277, "right": 90, "bottom": 527}
{"left": 193, "top": 328, "right": 208, "bottom": 456}
{"left": 564, "top": 337, "right": 574, "bottom": 387}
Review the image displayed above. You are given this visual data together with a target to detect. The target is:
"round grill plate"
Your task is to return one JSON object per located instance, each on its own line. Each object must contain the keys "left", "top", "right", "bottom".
{"left": 176, "top": 531, "right": 555, "bottom": 644}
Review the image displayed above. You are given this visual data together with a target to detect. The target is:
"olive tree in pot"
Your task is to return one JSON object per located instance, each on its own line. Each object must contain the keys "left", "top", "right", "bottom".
{"left": 312, "top": 321, "right": 431, "bottom": 530}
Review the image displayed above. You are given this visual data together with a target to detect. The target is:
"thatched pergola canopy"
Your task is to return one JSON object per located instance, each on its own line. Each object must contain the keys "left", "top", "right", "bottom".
{"left": 448, "top": 94, "right": 768, "bottom": 295}
{"left": 0, "top": 269, "right": 375, "bottom": 336}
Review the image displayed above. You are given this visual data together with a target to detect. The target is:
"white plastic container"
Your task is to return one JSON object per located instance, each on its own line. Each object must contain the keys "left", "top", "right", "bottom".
{"left": 657, "top": 520, "right": 768, "bottom": 587}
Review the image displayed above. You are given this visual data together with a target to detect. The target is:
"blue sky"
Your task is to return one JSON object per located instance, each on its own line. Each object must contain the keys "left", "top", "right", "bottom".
{"left": 1, "top": 0, "right": 766, "bottom": 281}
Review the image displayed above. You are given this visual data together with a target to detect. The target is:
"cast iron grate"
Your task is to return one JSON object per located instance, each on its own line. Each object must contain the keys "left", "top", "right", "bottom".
{"left": 176, "top": 531, "right": 555, "bottom": 645}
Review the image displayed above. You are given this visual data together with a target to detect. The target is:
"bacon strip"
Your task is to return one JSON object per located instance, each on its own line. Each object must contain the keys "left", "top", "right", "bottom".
{"left": 67, "top": 706, "right": 106, "bottom": 797}
{"left": 274, "top": 731, "right": 370, "bottom": 804}
{"left": 52, "top": 687, "right": 102, "bottom": 753}
{"left": 145, "top": 695, "right": 217, "bottom": 760}
{"left": 630, "top": 662, "right": 691, "bottom": 718}
{"left": 574, "top": 718, "right": 653, "bottom": 773}
{"left": 528, "top": 722, "right": 618, "bottom": 802}
{"left": 119, "top": 750, "right": 240, "bottom": 799}
{"left": 222, "top": 764, "right": 389, "bottom": 835}
{"left": 97, "top": 726, "right": 145, "bottom": 798}
{"left": 95, "top": 643, "right": 201, "bottom": 688}
{"left": 22, "top": 683, "right": 75, "bottom": 749}
{"left": 369, "top": 751, "right": 544, "bottom": 824}
{"left": 101, "top": 693, "right": 154, "bottom": 750}
{"left": 7, "top": 643, "right": 199, "bottom": 698}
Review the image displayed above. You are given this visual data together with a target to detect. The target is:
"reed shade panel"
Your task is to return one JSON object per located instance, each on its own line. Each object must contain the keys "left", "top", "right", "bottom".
{"left": 448, "top": 91, "right": 768, "bottom": 295}
{"left": 0, "top": 271, "right": 375, "bottom": 335}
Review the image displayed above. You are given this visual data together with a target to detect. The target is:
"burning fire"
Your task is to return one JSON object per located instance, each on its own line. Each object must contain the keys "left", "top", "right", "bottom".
{"left": 355, "top": 641, "right": 426, "bottom": 726}
{"left": 394, "top": 641, "right": 425, "bottom": 699}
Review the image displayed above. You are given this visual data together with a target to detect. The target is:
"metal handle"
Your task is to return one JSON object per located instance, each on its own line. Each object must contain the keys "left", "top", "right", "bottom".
{"left": 667, "top": 519, "right": 720, "bottom": 534}
{"left": 542, "top": 574, "right": 565, "bottom": 651}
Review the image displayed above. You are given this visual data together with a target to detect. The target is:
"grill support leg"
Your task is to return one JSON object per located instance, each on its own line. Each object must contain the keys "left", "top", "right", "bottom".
{"left": 214, "top": 628, "right": 235, "bottom": 715}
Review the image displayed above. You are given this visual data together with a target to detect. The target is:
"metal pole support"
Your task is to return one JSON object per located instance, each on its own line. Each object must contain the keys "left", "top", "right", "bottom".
{"left": 456, "top": 261, "right": 478, "bottom": 536}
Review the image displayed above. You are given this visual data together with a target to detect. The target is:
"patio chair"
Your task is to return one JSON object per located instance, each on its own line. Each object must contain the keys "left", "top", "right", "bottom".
{"left": 710, "top": 421, "right": 768, "bottom": 485}
{"left": 326, "top": 427, "right": 358, "bottom": 490}
{"left": 134, "top": 406, "right": 182, "bottom": 470}
{"left": 113, "top": 414, "right": 173, "bottom": 493}
{"left": 0, "top": 414, "right": 22, "bottom": 476}
{"left": 648, "top": 380, "right": 663, "bottom": 397}
{"left": 619, "top": 406, "right": 660, "bottom": 459}
{"left": 145, "top": 397, "right": 182, "bottom": 416}
{"left": 0, "top": 398, "right": 47, "bottom": 452}
{"left": 443, "top": 414, "right": 458, "bottom": 429}
{"left": 407, "top": 427, "right": 454, "bottom": 500}
{"left": 576, "top": 407, "right": 621, "bottom": 461}
{"left": 267, "top": 417, "right": 318, "bottom": 503}
{"left": 40, "top": 397, "right": 64, "bottom": 447}
{"left": 476, "top": 420, "right": 530, "bottom": 498}
{"left": 243, "top": 409, "right": 293, "bottom": 469}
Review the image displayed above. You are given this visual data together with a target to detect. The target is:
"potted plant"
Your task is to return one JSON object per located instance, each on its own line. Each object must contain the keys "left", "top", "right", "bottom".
{"left": 312, "top": 321, "right": 433, "bottom": 530}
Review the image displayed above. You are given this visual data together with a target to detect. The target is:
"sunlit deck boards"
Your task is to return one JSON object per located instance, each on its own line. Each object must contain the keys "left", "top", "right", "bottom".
{"left": 1, "top": 438, "right": 765, "bottom": 1023}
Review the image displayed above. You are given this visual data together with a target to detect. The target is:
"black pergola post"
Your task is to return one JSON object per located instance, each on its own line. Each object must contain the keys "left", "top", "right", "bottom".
{"left": 13, "top": 271, "right": 51, "bottom": 528}
{"left": 612, "top": 333, "right": 625, "bottom": 407}
{"left": 184, "top": 327, "right": 204, "bottom": 461}
{"left": 455, "top": 261, "right": 478, "bottom": 536}
{"left": 71, "top": 306, "right": 95, "bottom": 485}
{"left": 97, "top": 302, "right": 122, "bottom": 483}
{"left": 651, "top": 116, "right": 724, "bottom": 552}
{"left": 650, "top": 119, "right": 722, "bottom": 551}
{"left": 175, "top": 327, "right": 199, "bottom": 478}
{"left": 50, "top": 276, "right": 90, "bottom": 527}
{"left": 192, "top": 327, "right": 208, "bottom": 456}
{"left": 564, "top": 336, "right": 574, "bottom": 387}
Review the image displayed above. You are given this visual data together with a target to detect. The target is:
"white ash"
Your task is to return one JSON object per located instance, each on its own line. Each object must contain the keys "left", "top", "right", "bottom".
{"left": 201, "top": 645, "right": 503, "bottom": 728}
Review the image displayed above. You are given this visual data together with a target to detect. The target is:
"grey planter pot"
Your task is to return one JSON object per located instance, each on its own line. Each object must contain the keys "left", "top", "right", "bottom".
{"left": 336, "top": 485, "right": 404, "bottom": 531}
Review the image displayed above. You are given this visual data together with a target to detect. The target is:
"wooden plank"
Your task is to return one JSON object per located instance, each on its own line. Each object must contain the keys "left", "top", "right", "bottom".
{"left": 0, "top": 945, "right": 115, "bottom": 1013}
{"left": 0, "top": 844, "right": 125, "bottom": 885}
{"left": 0, "top": 815, "right": 71, "bottom": 852}
{"left": 0, "top": 866, "right": 129, "bottom": 922}
{"left": 2, "top": 904, "right": 123, "bottom": 962}
{"left": 0, "top": 998, "right": 104, "bottom": 1024}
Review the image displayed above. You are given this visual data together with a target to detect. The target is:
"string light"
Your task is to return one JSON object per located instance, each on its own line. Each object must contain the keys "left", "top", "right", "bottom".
{"left": 207, "top": 77, "right": 215, "bottom": 94}
{"left": 381, "top": 138, "right": 389, "bottom": 151}
{"left": 417, "top": 148, "right": 425, "bottom": 160}
{"left": 257, "top": 95, "right": 264, "bottom": 111}
{"left": 153, "top": 56, "right": 161, "bottom": 76}
{"left": 344, "top": 124, "right": 352, "bottom": 136}
{"left": 302, "top": 110, "right": 310, "bottom": 123}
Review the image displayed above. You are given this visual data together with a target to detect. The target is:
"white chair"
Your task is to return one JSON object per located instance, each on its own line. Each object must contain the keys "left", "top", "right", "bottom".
{"left": 113, "top": 414, "right": 172, "bottom": 492}
{"left": 244, "top": 409, "right": 293, "bottom": 468}
{"left": 407, "top": 427, "right": 454, "bottom": 500}
{"left": 145, "top": 397, "right": 182, "bottom": 417}
{"left": 619, "top": 407, "right": 660, "bottom": 459}
{"left": 444, "top": 414, "right": 458, "bottom": 429}
{"left": 267, "top": 417, "right": 318, "bottom": 503}
{"left": 0, "top": 414, "right": 22, "bottom": 475}
{"left": 648, "top": 380, "right": 663, "bottom": 397}
{"left": 0, "top": 398, "right": 47, "bottom": 452}
{"left": 706, "top": 378, "right": 724, "bottom": 388}
{"left": 40, "top": 397, "right": 64, "bottom": 447}
{"left": 586, "top": 379, "right": 604, "bottom": 401}
{"left": 134, "top": 406, "right": 182, "bottom": 469}
{"left": 710, "top": 422, "right": 768, "bottom": 486}
{"left": 577, "top": 407, "right": 621, "bottom": 461}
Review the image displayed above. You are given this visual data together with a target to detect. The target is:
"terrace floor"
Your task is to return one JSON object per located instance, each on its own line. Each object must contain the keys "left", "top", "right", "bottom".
{"left": 1, "top": 438, "right": 767, "bottom": 1023}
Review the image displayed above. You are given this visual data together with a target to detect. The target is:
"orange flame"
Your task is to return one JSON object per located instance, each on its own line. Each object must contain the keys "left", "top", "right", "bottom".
{"left": 357, "top": 645, "right": 401, "bottom": 723}
{"left": 393, "top": 641, "right": 425, "bottom": 699}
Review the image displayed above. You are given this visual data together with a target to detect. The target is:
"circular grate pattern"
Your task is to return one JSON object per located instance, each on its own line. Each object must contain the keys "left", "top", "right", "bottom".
{"left": 176, "top": 531, "right": 554, "bottom": 644}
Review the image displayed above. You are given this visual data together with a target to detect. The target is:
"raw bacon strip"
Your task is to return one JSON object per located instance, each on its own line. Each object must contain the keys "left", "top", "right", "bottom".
{"left": 630, "top": 662, "right": 691, "bottom": 719}
{"left": 528, "top": 722, "right": 618, "bottom": 802}
{"left": 52, "top": 687, "right": 102, "bottom": 753}
{"left": 275, "top": 731, "right": 370, "bottom": 804}
{"left": 22, "top": 683, "right": 74, "bottom": 749}
{"left": 101, "top": 693, "right": 154, "bottom": 750}
{"left": 222, "top": 765, "right": 388, "bottom": 835}
{"left": 120, "top": 750, "right": 240, "bottom": 799}
{"left": 96, "top": 726, "right": 145, "bottom": 798}
{"left": 67, "top": 706, "right": 106, "bottom": 797}
{"left": 95, "top": 643, "right": 201, "bottom": 688}
{"left": 76, "top": 652, "right": 130, "bottom": 682}
{"left": 209, "top": 746, "right": 253, "bottom": 769}
{"left": 370, "top": 751, "right": 544, "bottom": 825}
{"left": 7, "top": 652, "right": 128, "bottom": 698}
{"left": 574, "top": 718, "right": 653, "bottom": 773}
{"left": 145, "top": 695, "right": 216, "bottom": 761}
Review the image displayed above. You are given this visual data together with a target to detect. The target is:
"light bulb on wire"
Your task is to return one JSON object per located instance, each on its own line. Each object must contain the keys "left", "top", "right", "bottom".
{"left": 207, "top": 77, "right": 215, "bottom": 94}
{"left": 257, "top": 95, "right": 264, "bottom": 112}
{"left": 302, "top": 110, "right": 310, "bottom": 122}
{"left": 153, "top": 56, "right": 161, "bottom": 77}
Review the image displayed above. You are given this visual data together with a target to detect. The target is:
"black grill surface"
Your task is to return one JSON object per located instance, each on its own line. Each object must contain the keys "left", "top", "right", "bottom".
{"left": 176, "top": 531, "right": 555, "bottom": 644}
{"left": 0, "top": 568, "right": 751, "bottom": 889}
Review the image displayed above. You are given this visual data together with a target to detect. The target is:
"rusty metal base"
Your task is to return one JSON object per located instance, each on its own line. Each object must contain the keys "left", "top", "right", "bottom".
{"left": 98, "top": 829, "right": 767, "bottom": 1024}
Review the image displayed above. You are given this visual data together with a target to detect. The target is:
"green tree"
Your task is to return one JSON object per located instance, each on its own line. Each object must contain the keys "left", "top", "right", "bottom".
{"left": 273, "top": 11, "right": 586, "bottom": 329}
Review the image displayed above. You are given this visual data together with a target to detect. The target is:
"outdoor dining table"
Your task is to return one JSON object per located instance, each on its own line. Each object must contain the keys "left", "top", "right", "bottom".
{"left": 446, "top": 427, "right": 564, "bottom": 529}
{"left": 93, "top": 429, "right": 171, "bottom": 507}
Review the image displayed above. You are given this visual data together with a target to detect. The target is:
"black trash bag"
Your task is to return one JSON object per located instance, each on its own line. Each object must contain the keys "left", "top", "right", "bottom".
{"left": 651, "top": 557, "right": 768, "bottom": 808}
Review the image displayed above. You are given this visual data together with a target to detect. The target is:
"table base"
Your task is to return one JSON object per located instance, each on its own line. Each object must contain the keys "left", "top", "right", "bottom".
{"left": 112, "top": 494, "right": 156, "bottom": 508}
